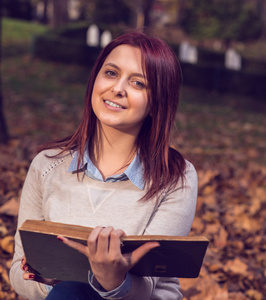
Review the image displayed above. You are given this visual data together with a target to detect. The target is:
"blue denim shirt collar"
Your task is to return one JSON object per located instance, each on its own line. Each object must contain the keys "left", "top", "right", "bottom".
{"left": 68, "top": 150, "right": 145, "bottom": 190}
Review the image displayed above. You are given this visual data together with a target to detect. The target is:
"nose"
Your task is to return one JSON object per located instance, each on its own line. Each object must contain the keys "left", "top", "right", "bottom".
{"left": 111, "top": 79, "right": 127, "bottom": 97}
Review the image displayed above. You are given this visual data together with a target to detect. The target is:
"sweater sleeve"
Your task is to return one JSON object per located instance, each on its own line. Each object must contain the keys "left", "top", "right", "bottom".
{"left": 90, "top": 161, "right": 198, "bottom": 300}
{"left": 9, "top": 155, "right": 49, "bottom": 300}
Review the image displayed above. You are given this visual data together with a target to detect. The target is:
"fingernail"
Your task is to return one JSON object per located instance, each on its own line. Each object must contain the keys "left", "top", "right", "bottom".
{"left": 57, "top": 236, "right": 64, "bottom": 242}
{"left": 23, "top": 265, "right": 27, "bottom": 271}
{"left": 29, "top": 274, "right": 35, "bottom": 279}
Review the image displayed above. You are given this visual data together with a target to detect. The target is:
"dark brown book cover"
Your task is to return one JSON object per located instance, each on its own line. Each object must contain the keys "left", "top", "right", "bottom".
{"left": 19, "top": 220, "right": 209, "bottom": 282}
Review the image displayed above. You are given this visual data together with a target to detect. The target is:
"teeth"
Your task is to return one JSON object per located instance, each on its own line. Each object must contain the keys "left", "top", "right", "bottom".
{"left": 105, "top": 100, "right": 123, "bottom": 109}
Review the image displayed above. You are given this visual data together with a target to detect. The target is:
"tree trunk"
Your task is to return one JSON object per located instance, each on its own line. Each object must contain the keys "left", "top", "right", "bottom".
{"left": 176, "top": 0, "right": 186, "bottom": 26}
{"left": 0, "top": 93, "right": 8, "bottom": 144}
{"left": 40, "top": 0, "right": 49, "bottom": 24}
{"left": 143, "top": 0, "right": 155, "bottom": 27}
{"left": 258, "top": 0, "right": 266, "bottom": 39}
{"left": 51, "top": 0, "right": 69, "bottom": 27}
{"left": 122, "top": 0, "right": 154, "bottom": 29}
{"left": 0, "top": 16, "right": 9, "bottom": 144}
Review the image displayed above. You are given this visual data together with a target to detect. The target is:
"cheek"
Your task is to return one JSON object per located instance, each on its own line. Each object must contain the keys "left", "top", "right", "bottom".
{"left": 91, "top": 79, "right": 101, "bottom": 98}
{"left": 92, "top": 76, "right": 110, "bottom": 96}
{"left": 91, "top": 79, "right": 105, "bottom": 108}
{"left": 91, "top": 90, "right": 97, "bottom": 111}
{"left": 135, "top": 93, "right": 149, "bottom": 116}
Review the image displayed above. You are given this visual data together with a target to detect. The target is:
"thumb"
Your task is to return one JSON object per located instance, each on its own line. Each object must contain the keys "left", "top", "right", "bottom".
{"left": 130, "top": 242, "right": 160, "bottom": 266}
{"left": 57, "top": 235, "right": 88, "bottom": 256}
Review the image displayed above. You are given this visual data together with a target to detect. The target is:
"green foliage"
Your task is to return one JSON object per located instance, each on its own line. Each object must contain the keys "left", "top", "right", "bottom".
{"left": 2, "top": 18, "right": 48, "bottom": 58}
{"left": 181, "top": 0, "right": 262, "bottom": 41}
{"left": 2, "top": 18, "right": 47, "bottom": 46}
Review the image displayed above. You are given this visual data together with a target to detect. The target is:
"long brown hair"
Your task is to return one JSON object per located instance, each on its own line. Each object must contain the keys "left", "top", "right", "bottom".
{"left": 39, "top": 30, "right": 186, "bottom": 201}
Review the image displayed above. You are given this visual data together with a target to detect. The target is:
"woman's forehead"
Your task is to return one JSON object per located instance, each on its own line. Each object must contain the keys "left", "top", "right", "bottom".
{"left": 103, "top": 45, "right": 145, "bottom": 75}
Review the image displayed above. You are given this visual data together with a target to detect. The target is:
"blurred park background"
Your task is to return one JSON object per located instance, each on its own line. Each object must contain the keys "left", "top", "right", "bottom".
{"left": 0, "top": 0, "right": 266, "bottom": 299}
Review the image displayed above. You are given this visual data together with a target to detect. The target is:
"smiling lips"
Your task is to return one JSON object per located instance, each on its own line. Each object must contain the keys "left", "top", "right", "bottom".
{"left": 104, "top": 100, "right": 125, "bottom": 109}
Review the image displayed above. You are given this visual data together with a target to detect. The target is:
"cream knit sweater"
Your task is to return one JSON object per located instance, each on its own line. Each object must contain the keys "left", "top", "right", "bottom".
{"left": 10, "top": 149, "right": 198, "bottom": 300}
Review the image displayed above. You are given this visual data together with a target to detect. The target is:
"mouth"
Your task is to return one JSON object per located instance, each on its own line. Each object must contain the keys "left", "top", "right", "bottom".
{"left": 104, "top": 100, "right": 125, "bottom": 109}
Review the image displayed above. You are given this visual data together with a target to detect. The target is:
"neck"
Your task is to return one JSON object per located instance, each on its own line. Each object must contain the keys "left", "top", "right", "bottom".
{"left": 90, "top": 123, "right": 138, "bottom": 179}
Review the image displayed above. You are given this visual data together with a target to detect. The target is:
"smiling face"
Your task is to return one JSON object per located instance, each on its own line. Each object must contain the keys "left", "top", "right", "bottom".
{"left": 91, "top": 45, "right": 150, "bottom": 137}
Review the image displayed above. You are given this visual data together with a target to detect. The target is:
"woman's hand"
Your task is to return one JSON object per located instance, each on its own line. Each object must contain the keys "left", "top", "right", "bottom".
{"left": 20, "top": 256, "right": 61, "bottom": 286}
{"left": 58, "top": 226, "right": 160, "bottom": 291}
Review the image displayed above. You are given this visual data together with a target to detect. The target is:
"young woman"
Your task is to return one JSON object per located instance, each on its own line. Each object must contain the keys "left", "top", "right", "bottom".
{"left": 10, "top": 30, "right": 198, "bottom": 300}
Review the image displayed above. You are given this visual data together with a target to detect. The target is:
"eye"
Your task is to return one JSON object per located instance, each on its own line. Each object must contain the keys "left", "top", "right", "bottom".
{"left": 105, "top": 70, "right": 117, "bottom": 77}
{"left": 132, "top": 80, "right": 146, "bottom": 89}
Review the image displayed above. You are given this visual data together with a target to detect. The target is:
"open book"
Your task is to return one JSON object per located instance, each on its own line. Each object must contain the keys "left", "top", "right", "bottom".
{"left": 19, "top": 220, "right": 209, "bottom": 282}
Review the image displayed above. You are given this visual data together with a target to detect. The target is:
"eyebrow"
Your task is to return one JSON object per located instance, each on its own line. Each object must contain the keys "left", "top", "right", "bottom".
{"left": 104, "top": 63, "right": 146, "bottom": 79}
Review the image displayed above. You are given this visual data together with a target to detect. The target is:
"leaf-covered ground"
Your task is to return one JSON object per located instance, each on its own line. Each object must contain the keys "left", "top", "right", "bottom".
{"left": 0, "top": 19, "right": 266, "bottom": 300}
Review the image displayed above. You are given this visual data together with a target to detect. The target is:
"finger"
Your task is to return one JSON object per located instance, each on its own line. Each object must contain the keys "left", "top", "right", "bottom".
{"left": 57, "top": 235, "right": 88, "bottom": 256}
{"left": 22, "top": 272, "right": 60, "bottom": 286}
{"left": 22, "top": 272, "right": 35, "bottom": 281}
{"left": 21, "top": 264, "right": 28, "bottom": 272}
{"left": 20, "top": 257, "right": 25, "bottom": 267}
{"left": 31, "top": 275, "right": 60, "bottom": 286}
{"left": 20, "top": 257, "right": 29, "bottom": 272}
{"left": 130, "top": 242, "right": 160, "bottom": 266}
{"left": 87, "top": 226, "right": 105, "bottom": 255}
{"left": 109, "top": 229, "right": 126, "bottom": 254}
{"left": 97, "top": 227, "right": 115, "bottom": 254}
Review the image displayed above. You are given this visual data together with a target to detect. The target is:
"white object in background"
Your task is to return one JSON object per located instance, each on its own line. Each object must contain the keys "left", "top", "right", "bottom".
{"left": 68, "top": 0, "right": 80, "bottom": 20}
{"left": 179, "top": 42, "right": 198, "bottom": 64}
{"left": 225, "top": 49, "right": 242, "bottom": 71}
{"left": 101, "top": 30, "right": 112, "bottom": 48}
{"left": 86, "top": 24, "right": 100, "bottom": 47}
